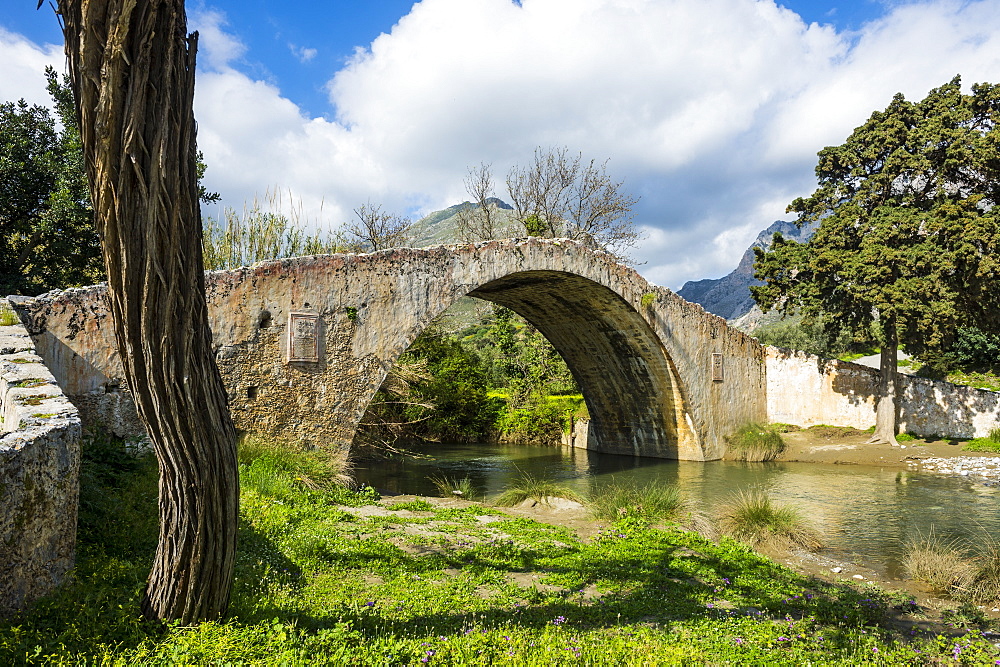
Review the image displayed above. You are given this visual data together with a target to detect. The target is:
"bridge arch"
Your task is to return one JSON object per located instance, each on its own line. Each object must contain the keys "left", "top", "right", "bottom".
{"left": 387, "top": 269, "right": 701, "bottom": 459}
{"left": 17, "top": 238, "right": 767, "bottom": 461}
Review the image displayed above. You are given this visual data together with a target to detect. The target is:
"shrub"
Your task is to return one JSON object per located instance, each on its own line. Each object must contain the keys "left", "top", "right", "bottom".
{"left": 493, "top": 473, "right": 582, "bottom": 507}
{"left": 723, "top": 423, "right": 786, "bottom": 462}
{"left": 903, "top": 529, "right": 973, "bottom": 594}
{"left": 496, "top": 399, "right": 566, "bottom": 445}
{"left": 427, "top": 473, "right": 478, "bottom": 500}
{"left": 717, "top": 488, "right": 821, "bottom": 551}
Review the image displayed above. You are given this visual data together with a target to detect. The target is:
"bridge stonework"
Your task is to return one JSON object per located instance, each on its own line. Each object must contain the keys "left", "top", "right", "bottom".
{"left": 16, "top": 238, "right": 767, "bottom": 462}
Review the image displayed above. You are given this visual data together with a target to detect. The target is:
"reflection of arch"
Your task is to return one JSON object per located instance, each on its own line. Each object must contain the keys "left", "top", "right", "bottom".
{"left": 464, "top": 270, "right": 699, "bottom": 459}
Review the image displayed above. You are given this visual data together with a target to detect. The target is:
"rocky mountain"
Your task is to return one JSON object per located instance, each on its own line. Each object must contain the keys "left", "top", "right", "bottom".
{"left": 676, "top": 219, "right": 817, "bottom": 325}
{"left": 408, "top": 197, "right": 513, "bottom": 247}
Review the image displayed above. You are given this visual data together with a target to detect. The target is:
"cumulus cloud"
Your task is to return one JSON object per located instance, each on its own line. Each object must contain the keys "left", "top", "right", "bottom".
{"left": 5, "top": 0, "right": 1000, "bottom": 290}
{"left": 0, "top": 27, "right": 62, "bottom": 108}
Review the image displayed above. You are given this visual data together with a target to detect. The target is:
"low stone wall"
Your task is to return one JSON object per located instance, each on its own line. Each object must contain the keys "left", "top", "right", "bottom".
{"left": 766, "top": 346, "right": 1000, "bottom": 438}
{"left": 0, "top": 301, "right": 82, "bottom": 616}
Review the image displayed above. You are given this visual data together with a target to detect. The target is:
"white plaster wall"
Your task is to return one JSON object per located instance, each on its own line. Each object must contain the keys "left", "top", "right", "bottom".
{"left": 766, "top": 346, "right": 1000, "bottom": 437}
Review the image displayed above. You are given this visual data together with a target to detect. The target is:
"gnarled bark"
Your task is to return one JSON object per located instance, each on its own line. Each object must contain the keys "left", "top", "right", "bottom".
{"left": 56, "top": 0, "right": 239, "bottom": 622}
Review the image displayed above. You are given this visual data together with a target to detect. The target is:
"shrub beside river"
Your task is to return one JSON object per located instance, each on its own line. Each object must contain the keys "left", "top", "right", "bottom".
{"left": 1, "top": 435, "right": 998, "bottom": 665}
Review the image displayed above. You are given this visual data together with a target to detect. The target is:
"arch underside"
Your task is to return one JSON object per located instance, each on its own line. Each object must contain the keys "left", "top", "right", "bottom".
{"left": 469, "top": 270, "right": 700, "bottom": 460}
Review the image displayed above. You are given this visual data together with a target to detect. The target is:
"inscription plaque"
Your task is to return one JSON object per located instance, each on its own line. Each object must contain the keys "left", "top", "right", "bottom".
{"left": 287, "top": 312, "right": 320, "bottom": 363}
{"left": 711, "top": 353, "right": 724, "bottom": 382}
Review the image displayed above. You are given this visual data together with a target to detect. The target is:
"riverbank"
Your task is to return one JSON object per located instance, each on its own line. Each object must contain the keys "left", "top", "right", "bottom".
{"left": 5, "top": 438, "right": 998, "bottom": 665}
{"left": 776, "top": 426, "right": 1000, "bottom": 483}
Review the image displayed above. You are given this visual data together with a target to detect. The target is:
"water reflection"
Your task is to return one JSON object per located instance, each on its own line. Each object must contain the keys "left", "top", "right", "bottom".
{"left": 353, "top": 443, "right": 1000, "bottom": 578}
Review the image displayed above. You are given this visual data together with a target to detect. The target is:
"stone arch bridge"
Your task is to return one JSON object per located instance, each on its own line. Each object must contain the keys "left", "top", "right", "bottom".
{"left": 18, "top": 238, "right": 767, "bottom": 461}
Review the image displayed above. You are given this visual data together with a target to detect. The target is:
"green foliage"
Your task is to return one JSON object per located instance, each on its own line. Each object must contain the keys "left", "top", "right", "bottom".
{"left": 0, "top": 302, "right": 19, "bottom": 326}
{"left": 495, "top": 397, "right": 567, "bottom": 445}
{"left": 752, "top": 313, "right": 863, "bottom": 358}
{"left": 943, "top": 326, "right": 1000, "bottom": 370}
{"left": 640, "top": 292, "right": 656, "bottom": 309}
{"left": 589, "top": 481, "right": 686, "bottom": 526}
{"left": 964, "top": 428, "right": 1000, "bottom": 452}
{"left": 492, "top": 473, "right": 582, "bottom": 506}
{"left": 355, "top": 327, "right": 502, "bottom": 455}
{"left": 723, "top": 423, "right": 786, "bottom": 462}
{"left": 753, "top": 77, "right": 1000, "bottom": 404}
{"left": 202, "top": 195, "right": 351, "bottom": 271}
{"left": 522, "top": 212, "right": 547, "bottom": 236}
{"left": 0, "top": 68, "right": 101, "bottom": 295}
{"left": 717, "top": 488, "right": 822, "bottom": 551}
{"left": 3, "top": 440, "right": 998, "bottom": 665}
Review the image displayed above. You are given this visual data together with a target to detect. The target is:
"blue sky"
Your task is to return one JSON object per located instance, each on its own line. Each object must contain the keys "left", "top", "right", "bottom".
{"left": 2, "top": 0, "right": 999, "bottom": 288}
{"left": 7, "top": 1, "right": 891, "bottom": 118}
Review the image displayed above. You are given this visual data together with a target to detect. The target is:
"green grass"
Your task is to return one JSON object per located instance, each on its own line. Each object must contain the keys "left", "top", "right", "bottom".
{"left": 1, "top": 433, "right": 998, "bottom": 665}
{"left": 964, "top": 427, "right": 1000, "bottom": 453}
{"left": 717, "top": 488, "right": 822, "bottom": 552}
{"left": 0, "top": 302, "right": 19, "bottom": 327}
{"left": 946, "top": 369, "right": 1000, "bottom": 392}
{"left": 723, "top": 423, "right": 786, "bottom": 462}
{"left": 492, "top": 472, "right": 582, "bottom": 506}
{"left": 588, "top": 481, "right": 714, "bottom": 535}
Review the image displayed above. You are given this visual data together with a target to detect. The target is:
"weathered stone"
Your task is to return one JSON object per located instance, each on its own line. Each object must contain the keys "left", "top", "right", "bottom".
{"left": 13, "top": 238, "right": 767, "bottom": 462}
{"left": 0, "top": 305, "right": 81, "bottom": 617}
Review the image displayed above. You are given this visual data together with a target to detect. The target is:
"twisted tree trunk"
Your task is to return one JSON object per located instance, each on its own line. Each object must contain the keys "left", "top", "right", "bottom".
{"left": 56, "top": 0, "right": 239, "bottom": 622}
{"left": 868, "top": 319, "right": 900, "bottom": 446}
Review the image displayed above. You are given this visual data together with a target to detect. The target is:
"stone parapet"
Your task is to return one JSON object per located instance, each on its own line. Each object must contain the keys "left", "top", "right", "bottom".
{"left": 0, "top": 300, "right": 82, "bottom": 616}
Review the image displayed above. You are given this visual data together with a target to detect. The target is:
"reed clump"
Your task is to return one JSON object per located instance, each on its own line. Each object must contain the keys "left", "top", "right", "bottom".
{"left": 717, "top": 488, "right": 821, "bottom": 551}
{"left": 427, "top": 473, "right": 478, "bottom": 500}
{"left": 493, "top": 472, "right": 582, "bottom": 506}
{"left": 723, "top": 423, "right": 786, "bottom": 462}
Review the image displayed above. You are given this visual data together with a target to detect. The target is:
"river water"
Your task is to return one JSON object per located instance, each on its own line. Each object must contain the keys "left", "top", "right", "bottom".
{"left": 353, "top": 443, "right": 1000, "bottom": 579}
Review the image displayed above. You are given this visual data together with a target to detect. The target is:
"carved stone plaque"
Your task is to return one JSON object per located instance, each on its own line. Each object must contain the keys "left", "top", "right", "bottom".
{"left": 711, "top": 353, "right": 724, "bottom": 382}
{"left": 287, "top": 312, "right": 320, "bottom": 363}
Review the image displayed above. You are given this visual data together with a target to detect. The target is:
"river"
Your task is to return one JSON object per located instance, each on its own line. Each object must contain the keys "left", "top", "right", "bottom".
{"left": 353, "top": 442, "right": 1000, "bottom": 579}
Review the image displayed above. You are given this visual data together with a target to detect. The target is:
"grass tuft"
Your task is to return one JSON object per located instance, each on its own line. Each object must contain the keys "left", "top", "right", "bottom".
{"left": 0, "top": 302, "right": 19, "bottom": 327}
{"left": 238, "top": 435, "right": 351, "bottom": 498}
{"left": 492, "top": 472, "right": 582, "bottom": 506}
{"left": 903, "top": 529, "right": 973, "bottom": 594}
{"left": 427, "top": 473, "right": 478, "bottom": 500}
{"left": 965, "top": 530, "right": 1000, "bottom": 606}
{"left": 723, "top": 423, "right": 786, "bottom": 462}
{"left": 717, "top": 488, "right": 822, "bottom": 551}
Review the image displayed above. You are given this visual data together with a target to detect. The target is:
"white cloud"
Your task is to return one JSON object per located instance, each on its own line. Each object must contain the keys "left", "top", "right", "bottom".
{"left": 0, "top": 27, "right": 62, "bottom": 108}
{"left": 289, "top": 44, "right": 318, "bottom": 63}
{"left": 5, "top": 0, "right": 1000, "bottom": 291}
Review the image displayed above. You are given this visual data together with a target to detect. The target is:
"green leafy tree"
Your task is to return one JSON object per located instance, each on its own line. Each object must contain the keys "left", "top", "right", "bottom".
{"left": 752, "top": 77, "right": 1000, "bottom": 445}
{"left": 0, "top": 67, "right": 101, "bottom": 295}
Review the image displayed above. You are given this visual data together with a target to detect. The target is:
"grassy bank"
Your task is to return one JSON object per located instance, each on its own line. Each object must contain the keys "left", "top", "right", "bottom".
{"left": 1, "top": 436, "right": 997, "bottom": 665}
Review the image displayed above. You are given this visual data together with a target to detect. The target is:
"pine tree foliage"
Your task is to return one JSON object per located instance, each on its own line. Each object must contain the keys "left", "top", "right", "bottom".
{"left": 752, "top": 77, "right": 1000, "bottom": 443}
